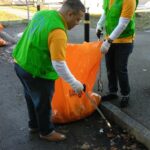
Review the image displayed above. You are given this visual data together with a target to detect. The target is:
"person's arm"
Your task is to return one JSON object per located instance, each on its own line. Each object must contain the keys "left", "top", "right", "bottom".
{"left": 52, "top": 60, "right": 83, "bottom": 94}
{"left": 96, "top": 11, "right": 106, "bottom": 31}
{"left": 48, "top": 29, "right": 83, "bottom": 94}
{"left": 109, "top": 0, "right": 136, "bottom": 41}
{"left": 96, "top": 11, "right": 106, "bottom": 39}
{"left": 109, "top": 17, "right": 130, "bottom": 41}
{"left": 101, "top": 0, "right": 136, "bottom": 54}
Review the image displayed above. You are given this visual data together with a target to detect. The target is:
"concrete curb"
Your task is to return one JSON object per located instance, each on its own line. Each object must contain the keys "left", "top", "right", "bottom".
{"left": 101, "top": 102, "right": 150, "bottom": 149}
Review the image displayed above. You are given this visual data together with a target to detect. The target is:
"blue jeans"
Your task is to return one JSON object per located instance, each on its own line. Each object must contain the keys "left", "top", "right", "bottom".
{"left": 105, "top": 43, "right": 133, "bottom": 96}
{"left": 14, "top": 63, "right": 55, "bottom": 135}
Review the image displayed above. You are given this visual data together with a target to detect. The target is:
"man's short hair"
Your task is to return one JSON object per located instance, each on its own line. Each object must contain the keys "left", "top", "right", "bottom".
{"left": 62, "top": 0, "right": 85, "bottom": 14}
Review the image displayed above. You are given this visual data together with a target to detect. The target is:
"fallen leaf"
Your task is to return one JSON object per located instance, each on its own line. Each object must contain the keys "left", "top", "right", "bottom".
{"left": 110, "top": 146, "right": 118, "bottom": 150}
{"left": 107, "top": 132, "right": 115, "bottom": 138}
{"left": 81, "top": 143, "right": 90, "bottom": 150}
{"left": 129, "top": 144, "right": 137, "bottom": 149}
{"left": 122, "top": 145, "right": 126, "bottom": 149}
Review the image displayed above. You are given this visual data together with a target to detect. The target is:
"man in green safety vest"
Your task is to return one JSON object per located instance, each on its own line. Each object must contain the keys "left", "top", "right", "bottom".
{"left": 96, "top": 0, "right": 138, "bottom": 108}
{"left": 13, "top": 0, "right": 85, "bottom": 142}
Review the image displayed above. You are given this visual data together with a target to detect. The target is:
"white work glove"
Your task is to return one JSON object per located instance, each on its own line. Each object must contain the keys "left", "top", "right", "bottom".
{"left": 96, "top": 21, "right": 104, "bottom": 39}
{"left": 96, "top": 28, "right": 103, "bottom": 39}
{"left": 96, "top": 24, "right": 103, "bottom": 33}
{"left": 71, "top": 80, "right": 84, "bottom": 94}
{"left": 100, "top": 40, "right": 111, "bottom": 54}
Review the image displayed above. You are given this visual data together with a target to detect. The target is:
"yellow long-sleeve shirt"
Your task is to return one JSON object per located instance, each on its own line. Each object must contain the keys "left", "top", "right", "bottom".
{"left": 48, "top": 29, "right": 67, "bottom": 61}
{"left": 48, "top": 13, "right": 68, "bottom": 61}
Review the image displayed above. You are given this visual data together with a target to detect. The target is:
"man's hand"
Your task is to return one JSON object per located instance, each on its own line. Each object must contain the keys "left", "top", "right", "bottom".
{"left": 72, "top": 80, "right": 84, "bottom": 94}
{"left": 100, "top": 40, "right": 111, "bottom": 54}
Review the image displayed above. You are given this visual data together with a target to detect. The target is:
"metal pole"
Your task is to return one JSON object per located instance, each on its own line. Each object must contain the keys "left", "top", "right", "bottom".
{"left": 25, "top": 0, "right": 30, "bottom": 20}
{"left": 85, "top": 92, "right": 112, "bottom": 128}
{"left": 37, "top": 0, "right": 40, "bottom": 11}
{"left": 84, "top": 7, "right": 90, "bottom": 42}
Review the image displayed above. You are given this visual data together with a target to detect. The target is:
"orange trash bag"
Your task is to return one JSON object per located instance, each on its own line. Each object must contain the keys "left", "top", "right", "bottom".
{"left": 0, "top": 38, "right": 7, "bottom": 46}
{"left": 0, "top": 24, "right": 7, "bottom": 46}
{"left": 0, "top": 24, "right": 4, "bottom": 31}
{"left": 52, "top": 41, "right": 102, "bottom": 124}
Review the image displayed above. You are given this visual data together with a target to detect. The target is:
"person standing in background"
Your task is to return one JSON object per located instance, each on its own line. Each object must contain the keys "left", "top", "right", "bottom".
{"left": 96, "top": 0, "right": 138, "bottom": 108}
{"left": 13, "top": 0, "right": 85, "bottom": 142}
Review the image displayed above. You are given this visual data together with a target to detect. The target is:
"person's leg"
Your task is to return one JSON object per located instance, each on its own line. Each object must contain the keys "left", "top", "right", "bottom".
{"left": 25, "top": 76, "right": 66, "bottom": 140}
{"left": 14, "top": 63, "right": 54, "bottom": 135}
{"left": 105, "top": 44, "right": 118, "bottom": 93}
{"left": 102, "top": 44, "right": 118, "bottom": 100}
{"left": 30, "top": 78, "right": 55, "bottom": 136}
{"left": 114, "top": 43, "right": 133, "bottom": 107}
{"left": 24, "top": 90, "right": 38, "bottom": 131}
{"left": 14, "top": 63, "right": 38, "bottom": 130}
{"left": 14, "top": 63, "right": 66, "bottom": 141}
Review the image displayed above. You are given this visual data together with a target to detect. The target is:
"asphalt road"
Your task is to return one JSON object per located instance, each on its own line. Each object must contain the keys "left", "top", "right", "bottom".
{"left": 0, "top": 23, "right": 149, "bottom": 149}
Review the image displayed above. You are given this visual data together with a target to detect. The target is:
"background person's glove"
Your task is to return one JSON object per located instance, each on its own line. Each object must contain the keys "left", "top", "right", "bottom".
{"left": 96, "top": 12, "right": 106, "bottom": 39}
{"left": 96, "top": 29, "right": 103, "bottom": 39}
{"left": 96, "top": 22, "right": 103, "bottom": 39}
{"left": 71, "top": 80, "right": 84, "bottom": 94}
{"left": 100, "top": 40, "right": 111, "bottom": 54}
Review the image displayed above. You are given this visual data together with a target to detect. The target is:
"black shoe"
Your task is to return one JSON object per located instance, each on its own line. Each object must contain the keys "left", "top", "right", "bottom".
{"left": 120, "top": 96, "right": 129, "bottom": 108}
{"left": 102, "top": 93, "right": 118, "bottom": 101}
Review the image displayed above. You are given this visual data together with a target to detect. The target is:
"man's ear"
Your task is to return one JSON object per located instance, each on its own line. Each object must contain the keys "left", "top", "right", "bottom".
{"left": 67, "top": 10, "right": 74, "bottom": 18}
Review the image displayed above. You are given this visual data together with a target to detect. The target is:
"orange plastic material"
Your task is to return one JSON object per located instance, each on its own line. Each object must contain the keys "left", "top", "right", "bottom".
{"left": 0, "top": 24, "right": 7, "bottom": 46}
{"left": 0, "top": 38, "right": 7, "bottom": 46}
{"left": 0, "top": 24, "right": 4, "bottom": 31}
{"left": 52, "top": 41, "right": 103, "bottom": 124}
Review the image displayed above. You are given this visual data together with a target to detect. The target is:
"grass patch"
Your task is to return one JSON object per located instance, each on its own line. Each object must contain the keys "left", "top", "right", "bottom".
{"left": 89, "top": 12, "right": 150, "bottom": 31}
{"left": 0, "top": 0, "right": 11, "bottom": 5}
{"left": 0, "top": 7, "right": 150, "bottom": 31}
{"left": 11, "top": 5, "right": 37, "bottom": 13}
{"left": 0, "top": 10, "right": 22, "bottom": 21}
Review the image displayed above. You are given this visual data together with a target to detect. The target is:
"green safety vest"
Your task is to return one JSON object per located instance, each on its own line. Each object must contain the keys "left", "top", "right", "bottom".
{"left": 103, "top": 0, "right": 138, "bottom": 38}
{"left": 12, "top": 10, "right": 67, "bottom": 79}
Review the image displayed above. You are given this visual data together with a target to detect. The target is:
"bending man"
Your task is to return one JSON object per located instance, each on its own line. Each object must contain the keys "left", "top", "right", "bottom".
{"left": 13, "top": 0, "right": 85, "bottom": 141}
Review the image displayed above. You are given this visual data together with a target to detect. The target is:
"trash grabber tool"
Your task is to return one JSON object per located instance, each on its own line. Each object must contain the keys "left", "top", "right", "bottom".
{"left": 83, "top": 84, "right": 112, "bottom": 128}
{"left": 97, "top": 68, "right": 103, "bottom": 93}
{"left": 97, "top": 33, "right": 103, "bottom": 93}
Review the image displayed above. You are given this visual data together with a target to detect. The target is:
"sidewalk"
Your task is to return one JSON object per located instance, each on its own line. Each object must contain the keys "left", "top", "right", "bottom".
{"left": 68, "top": 25, "right": 150, "bottom": 149}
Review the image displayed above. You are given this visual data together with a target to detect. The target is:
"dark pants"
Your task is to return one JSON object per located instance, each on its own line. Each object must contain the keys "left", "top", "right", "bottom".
{"left": 105, "top": 43, "right": 133, "bottom": 96}
{"left": 14, "top": 63, "right": 55, "bottom": 135}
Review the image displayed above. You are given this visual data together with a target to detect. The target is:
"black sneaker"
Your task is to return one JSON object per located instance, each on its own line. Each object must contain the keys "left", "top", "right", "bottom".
{"left": 120, "top": 96, "right": 129, "bottom": 108}
{"left": 102, "top": 93, "right": 118, "bottom": 101}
